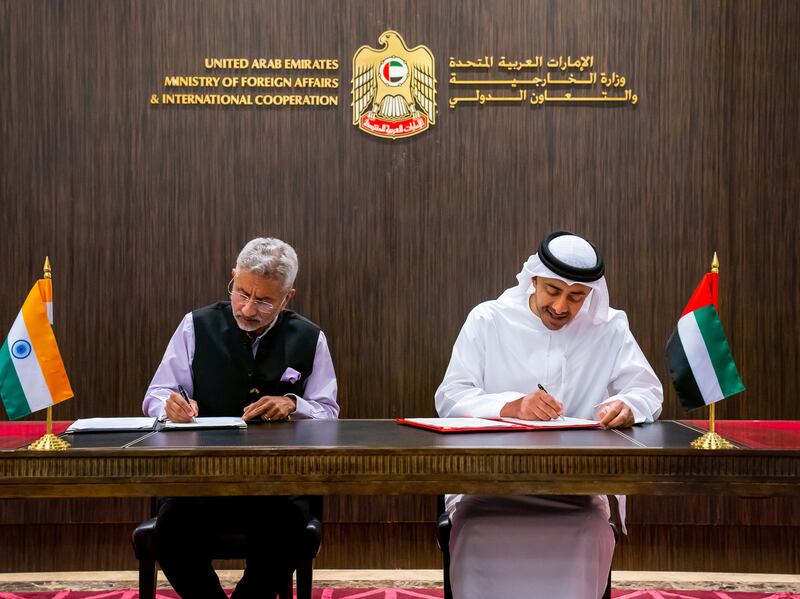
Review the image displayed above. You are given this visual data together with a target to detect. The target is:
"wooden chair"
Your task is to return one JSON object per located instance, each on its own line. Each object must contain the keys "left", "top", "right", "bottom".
{"left": 132, "top": 497, "right": 322, "bottom": 599}
{"left": 435, "top": 495, "right": 621, "bottom": 599}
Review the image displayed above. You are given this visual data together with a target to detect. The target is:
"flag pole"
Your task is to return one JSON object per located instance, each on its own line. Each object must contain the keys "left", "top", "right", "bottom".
{"left": 28, "top": 257, "right": 70, "bottom": 451}
{"left": 690, "top": 252, "right": 734, "bottom": 450}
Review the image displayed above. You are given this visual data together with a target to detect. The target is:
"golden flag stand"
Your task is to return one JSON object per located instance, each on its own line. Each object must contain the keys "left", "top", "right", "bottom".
{"left": 690, "top": 253, "right": 734, "bottom": 451}
{"left": 28, "top": 257, "right": 70, "bottom": 451}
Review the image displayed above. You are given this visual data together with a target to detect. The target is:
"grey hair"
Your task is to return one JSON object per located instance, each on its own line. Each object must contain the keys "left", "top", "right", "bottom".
{"left": 235, "top": 237, "right": 299, "bottom": 289}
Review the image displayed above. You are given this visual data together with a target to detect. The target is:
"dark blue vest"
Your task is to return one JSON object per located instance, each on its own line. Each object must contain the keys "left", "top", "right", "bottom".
{"left": 191, "top": 302, "right": 320, "bottom": 417}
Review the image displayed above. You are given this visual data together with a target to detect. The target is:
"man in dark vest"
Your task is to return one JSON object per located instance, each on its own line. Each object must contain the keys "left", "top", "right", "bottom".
{"left": 142, "top": 237, "right": 339, "bottom": 598}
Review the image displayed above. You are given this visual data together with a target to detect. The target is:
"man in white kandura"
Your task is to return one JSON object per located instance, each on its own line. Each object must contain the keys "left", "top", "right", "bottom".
{"left": 142, "top": 237, "right": 338, "bottom": 599}
{"left": 435, "top": 231, "right": 663, "bottom": 599}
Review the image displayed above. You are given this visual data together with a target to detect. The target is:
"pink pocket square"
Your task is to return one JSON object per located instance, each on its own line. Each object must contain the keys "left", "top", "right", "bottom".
{"left": 280, "top": 367, "right": 301, "bottom": 383}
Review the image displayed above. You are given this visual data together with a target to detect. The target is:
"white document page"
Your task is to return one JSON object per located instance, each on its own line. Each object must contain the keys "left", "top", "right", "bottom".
{"left": 404, "top": 418, "right": 523, "bottom": 429}
{"left": 498, "top": 416, "right": 600, "bottom": 427}
{"left": 160, "top": 417, "right": 247, "bottom": 430}
{"left": 66, "top": 417, "right": 157, "bottom": 433}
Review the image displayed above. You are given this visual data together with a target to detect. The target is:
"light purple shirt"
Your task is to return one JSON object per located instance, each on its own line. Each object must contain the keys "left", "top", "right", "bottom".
{"left": 142, "top": 312, "right": 339, "bottom": 420}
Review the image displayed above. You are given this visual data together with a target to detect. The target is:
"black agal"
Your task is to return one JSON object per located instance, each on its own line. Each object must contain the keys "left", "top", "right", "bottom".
{"left": 538, "top": 231, "right": 605, "bottom": 282}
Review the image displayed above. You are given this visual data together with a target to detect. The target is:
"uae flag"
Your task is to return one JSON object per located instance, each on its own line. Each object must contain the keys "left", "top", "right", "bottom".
{"left": 666, "top": 273, "right": 744, "bottom": 411}
{"left": 382, "top": 59, "right": 406, "bottom": 83}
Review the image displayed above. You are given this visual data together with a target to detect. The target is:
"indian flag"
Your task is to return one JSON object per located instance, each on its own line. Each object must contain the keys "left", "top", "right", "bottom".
{"left": 665, "top": 273, "right": 744, "bottom": 411}
{"left": 0, "top": 279, "right": 73, "bottom": 420}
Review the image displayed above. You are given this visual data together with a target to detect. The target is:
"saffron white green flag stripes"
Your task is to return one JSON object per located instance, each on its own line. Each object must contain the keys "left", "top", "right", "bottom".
{"left": 666, "top": 303, "right": 744, "bottom": 411}
{"left": 0, "top": 279, "right": 73, "bottom": 420}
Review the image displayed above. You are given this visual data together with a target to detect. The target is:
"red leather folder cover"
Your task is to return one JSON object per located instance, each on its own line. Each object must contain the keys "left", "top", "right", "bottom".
{"left": 395, "top": 417, "right": 602, "bottom": 433}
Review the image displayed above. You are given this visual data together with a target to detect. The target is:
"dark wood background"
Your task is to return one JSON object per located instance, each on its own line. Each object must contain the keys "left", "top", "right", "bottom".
{"left": 1, "top": 0, "right": 798, "bottom": 574}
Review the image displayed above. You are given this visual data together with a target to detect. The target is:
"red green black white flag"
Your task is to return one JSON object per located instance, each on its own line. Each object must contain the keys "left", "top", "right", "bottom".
{"left": 382, "top": 60, "right": 406, "bottom": 83}
{"left": 665, "top": 273, "right": 745, "bottom": 411}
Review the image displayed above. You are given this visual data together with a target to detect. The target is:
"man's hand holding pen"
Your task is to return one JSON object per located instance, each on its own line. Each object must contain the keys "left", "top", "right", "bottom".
{"left": 165, "top": 387, "right": 198, "bottom": 423}
{"left": 500, "top": 385, "right": 564, "bottom": 421}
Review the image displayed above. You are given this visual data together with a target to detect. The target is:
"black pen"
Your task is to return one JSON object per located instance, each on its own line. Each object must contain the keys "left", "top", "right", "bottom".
{"left": 538, "top": 384, "right": 563, "bottom": 421}
{"left": 177, "top": 385, "right": 195, "bottom": 421}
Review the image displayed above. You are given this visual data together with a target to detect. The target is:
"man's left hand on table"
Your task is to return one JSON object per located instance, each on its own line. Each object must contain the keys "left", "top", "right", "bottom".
{"left": 242, "top": 395, "right": 297, "bottom": 422}
{"left": 596, "top": 399, "right": 634, "bottom": 428}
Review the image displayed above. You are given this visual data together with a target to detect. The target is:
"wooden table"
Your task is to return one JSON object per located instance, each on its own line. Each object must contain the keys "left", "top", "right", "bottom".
{"left": 1, "top": 420, "right": 798, "bottom": 498}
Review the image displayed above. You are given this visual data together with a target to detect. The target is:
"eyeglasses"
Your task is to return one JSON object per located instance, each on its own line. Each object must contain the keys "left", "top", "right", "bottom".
{"left": 227, "top": 279, "right": 281, "bottom": 314}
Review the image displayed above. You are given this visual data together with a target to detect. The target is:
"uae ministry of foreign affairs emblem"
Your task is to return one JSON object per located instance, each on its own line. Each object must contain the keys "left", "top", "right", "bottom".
{"left": 351, "top": 31, "right": 436, "bottom": 139}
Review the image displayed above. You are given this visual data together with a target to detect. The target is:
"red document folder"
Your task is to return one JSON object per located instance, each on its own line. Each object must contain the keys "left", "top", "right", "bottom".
{"left": 395, "top": 417, "right": 602, "bottom": 433}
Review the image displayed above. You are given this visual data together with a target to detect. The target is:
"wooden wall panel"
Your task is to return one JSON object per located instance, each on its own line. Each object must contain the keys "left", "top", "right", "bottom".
{"left": 0, "top": 524, "right": 143, "bottom": 572}
{"left": 1, "top": 521, "right": 798, "bottom": 574}
{"left": 0, "top": 498, "right": 149, "bottom": 525}
{"left": 615, "top": 525, "right": 800, "bottom": 574}
{"left": 0, "top": 496, "right": 798, "bottom": 573}
{"left": 1, "top": 0, "right": 799, "bottom": 574}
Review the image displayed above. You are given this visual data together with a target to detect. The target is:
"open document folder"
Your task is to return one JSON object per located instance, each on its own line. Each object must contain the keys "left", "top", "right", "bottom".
{"left": 66, "top": 416, "right": 247, "bottom": 433}
{"left": 395, "top": 416, "right": 602, "bottom": 433}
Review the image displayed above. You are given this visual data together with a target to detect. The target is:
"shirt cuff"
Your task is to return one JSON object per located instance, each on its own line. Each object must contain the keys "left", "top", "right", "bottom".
{"left": 285, "top": 394, "right": 314, "bottom": 419}
{"left": 469, "top": 392, "right": 526, "bottom": 418}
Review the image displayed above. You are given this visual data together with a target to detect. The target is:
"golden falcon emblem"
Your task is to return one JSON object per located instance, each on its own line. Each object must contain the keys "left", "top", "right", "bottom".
{"left": 351, "top": 31, "right": 437, "bottom": 139}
